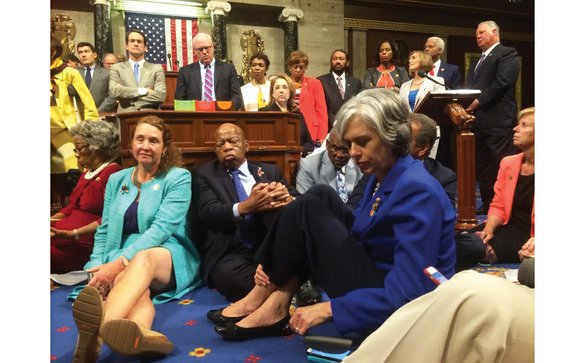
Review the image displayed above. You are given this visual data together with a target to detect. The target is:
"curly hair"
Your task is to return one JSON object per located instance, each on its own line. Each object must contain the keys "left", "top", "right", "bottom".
{"left": 69, "top": 120, "right": 120, "bottom": 161}
{"left": 133, "top": 116, "right": 183, "bottom": 174}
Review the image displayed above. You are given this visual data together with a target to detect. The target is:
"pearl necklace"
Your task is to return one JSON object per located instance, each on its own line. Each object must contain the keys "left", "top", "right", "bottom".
{"left": 84, "top": 160, "right": 113, "bottom": 180}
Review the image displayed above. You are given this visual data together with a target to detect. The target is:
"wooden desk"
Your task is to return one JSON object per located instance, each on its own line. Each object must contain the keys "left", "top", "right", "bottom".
{"left": 115, "top": 110, "right": 303, "bottom": 185}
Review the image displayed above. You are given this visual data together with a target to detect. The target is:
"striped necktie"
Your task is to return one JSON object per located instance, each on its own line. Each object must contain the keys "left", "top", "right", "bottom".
{"left": 337, "top": 76, "right": 345, "bottom": 99}
{"left": 203, "top": 64, "right": 213, "bottom": 101}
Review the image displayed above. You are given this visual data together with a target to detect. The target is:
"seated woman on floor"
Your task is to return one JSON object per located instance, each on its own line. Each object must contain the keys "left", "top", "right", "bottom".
{"left": 51, "top": 120, "right": 122, "bottom": 273}
{"left": 208, "top": 88, "right": 456, "bottom": 340}
{"left": 71, "top": 116, "right": 201, "bottom": 361}
{"left": 475, "top": 107, "right": 535, "bottom": 263}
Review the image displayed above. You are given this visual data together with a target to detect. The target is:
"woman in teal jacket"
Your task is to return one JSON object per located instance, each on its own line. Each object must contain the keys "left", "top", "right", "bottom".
{"left": 71, "top": 115, "right": 201, "bottom": 361}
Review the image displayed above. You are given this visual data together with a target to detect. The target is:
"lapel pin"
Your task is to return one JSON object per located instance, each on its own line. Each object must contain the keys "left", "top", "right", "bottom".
{"left": 121, "top": 184, "right": 129, "bottom": 194}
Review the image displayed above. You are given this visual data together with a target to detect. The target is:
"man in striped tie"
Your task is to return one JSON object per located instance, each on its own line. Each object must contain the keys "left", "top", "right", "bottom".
{"left": 175, "top": 32, "right": 242, "bottom": 110}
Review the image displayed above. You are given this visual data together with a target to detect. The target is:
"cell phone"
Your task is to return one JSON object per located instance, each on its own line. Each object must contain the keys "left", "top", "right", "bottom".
{"left": 306, "top": 347, "right": 350, "bottom": 363}
{"left": 423, "top": 266, "right": 448, "bottom": 286}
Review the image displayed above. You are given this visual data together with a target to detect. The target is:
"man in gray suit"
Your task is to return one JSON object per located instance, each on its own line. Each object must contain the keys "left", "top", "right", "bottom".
{"left": 76, "top": 42, "right": 117, "bottom": 113}
{"left": 109, "top": 30, "right": 166, "bottom": 113}
{"left": 296, "top": 128, "right": 362, "bottom": 201}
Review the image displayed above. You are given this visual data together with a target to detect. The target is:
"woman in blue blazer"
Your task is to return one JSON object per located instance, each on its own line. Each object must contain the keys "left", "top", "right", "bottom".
{"left": 209, "top": 89, "right": 456, "bottom": 341}
{"left": 71, "top": 116, "right": 201, "bottom": 360}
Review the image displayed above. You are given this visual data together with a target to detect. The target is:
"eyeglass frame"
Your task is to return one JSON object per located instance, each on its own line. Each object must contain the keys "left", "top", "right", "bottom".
{"left": 72, "top": 144, "right": 90, "bottom": 155}
{"left": 194, "top": 45, "right": 214, "bottom": 53}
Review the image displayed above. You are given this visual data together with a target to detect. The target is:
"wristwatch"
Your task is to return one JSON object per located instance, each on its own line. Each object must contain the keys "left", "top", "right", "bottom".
{"left": 120, "top": 256, "right": 129, "bottom": 267}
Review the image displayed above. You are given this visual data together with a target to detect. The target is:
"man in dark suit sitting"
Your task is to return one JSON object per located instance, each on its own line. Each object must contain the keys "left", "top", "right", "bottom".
{"left": 410, "top": 113, "right": 485, "bottom": 271}
{"left": 466, "top": 20, "right": 520, "bottom": 215}
{"left": 191, "top": 123, "right": 298, "bottom": 302}
{"left": 317, "top": 49, "right": 362, "bottom": 132}
{"left": 175, "top": 32, "right": 242, "bottom": 110}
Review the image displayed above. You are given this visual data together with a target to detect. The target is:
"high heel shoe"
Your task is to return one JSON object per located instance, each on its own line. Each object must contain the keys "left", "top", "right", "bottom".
{"left": 207, "top": 307, "right": 248, "bottom": 326}
{"left": 100, "top": 319, "right": 174, "bottom": 356}
{"left": 215, "top": 315, "right": 292, "bottom": 341}
{"left": 72, "top": 286, "right": 104, "bottom": 363}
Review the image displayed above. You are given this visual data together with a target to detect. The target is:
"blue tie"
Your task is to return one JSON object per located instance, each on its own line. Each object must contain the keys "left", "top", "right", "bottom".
{"left": 84, "top": 67, "right": 92, "bottom": 86}
{"left": 230, "top": 169, "right": 248, "bottom": 201}
{"left": 133, "top": 63, "right": 140, "bottom": 84}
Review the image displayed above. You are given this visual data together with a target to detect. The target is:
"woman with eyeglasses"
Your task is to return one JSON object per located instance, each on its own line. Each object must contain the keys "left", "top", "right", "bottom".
{"left": 50, "top": 120, "right": 122, "bottom": 273}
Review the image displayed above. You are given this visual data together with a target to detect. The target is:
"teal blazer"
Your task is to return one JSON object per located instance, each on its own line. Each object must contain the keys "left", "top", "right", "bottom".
{"left": 84, "top": 167, "right": 201, "bottom": 304}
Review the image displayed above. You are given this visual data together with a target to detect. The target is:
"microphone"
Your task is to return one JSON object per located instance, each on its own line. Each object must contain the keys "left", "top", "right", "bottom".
{"left": 176, "top": 59, "right": 180, "bottom": 69}
{"left": 417, "top": 70, "right": 450, "bottom": 90}
{"left": 167, "top": 53, "right": 173, "bottom": 71}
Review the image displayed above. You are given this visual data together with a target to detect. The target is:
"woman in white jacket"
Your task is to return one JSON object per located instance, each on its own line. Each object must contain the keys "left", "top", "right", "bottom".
{"left": 399, "top": 50, "right": 445, "bottom": 111}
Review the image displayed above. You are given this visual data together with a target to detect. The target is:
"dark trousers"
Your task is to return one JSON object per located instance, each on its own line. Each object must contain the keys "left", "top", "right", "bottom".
{"left": 209, "top": 244, "right": 258, "bottom": 302}
{"left": 436, "top": 124, "right": 456, "bottom": 172}
{"left": 474, "top": 126, "right": 517, "bottom": 207}
{"left": 255, "top": 185, "right": 385, "bottom": 298}
{"left": 455, "top": 231, "right": 486, "bottom": 271}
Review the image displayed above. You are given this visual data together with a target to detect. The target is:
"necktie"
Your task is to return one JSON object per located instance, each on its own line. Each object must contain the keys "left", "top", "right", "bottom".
{"left": 336, "top": 169, "right": 348, "bottom": 202}
{"left": 84, "top": 67, "right": 92, "bottom": 86}
{"left": 429, "top": 65, "right": 435, "bottom": 76}
{"left": 230, "top": 169, "right": 248, "bottom": 201}
{"left": 337, "top": 76, "right": 345, "bottom": 99}
{"left": 474, "top": 53, "right": 486, "bottom": 74}
{"left": 203, "top": 64, "right": 213, "bottom": 101}
{"left": 133, "top": 63, "right": 139, "bottom": 84}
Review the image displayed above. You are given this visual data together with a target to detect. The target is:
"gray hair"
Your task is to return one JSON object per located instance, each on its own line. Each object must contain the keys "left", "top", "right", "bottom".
{"left": 479, "top": 20, "right": 500, "bottom": 36}
{"left": 334, "top": 88, "right": 411, "bottom": 158}
{"left": 427, "top": 37, "right": 445, "bottom": 52}
{"left": 192, "top": 32, "right": 213, "bottom": 45}
{"left": 410, "top": 113, "right": 438, "bottom": 151}
{"left": 69, "top": 120, "right": 120, "bottom": 160}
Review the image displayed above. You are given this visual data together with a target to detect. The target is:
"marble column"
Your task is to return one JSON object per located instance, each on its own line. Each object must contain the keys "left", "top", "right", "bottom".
{"left": 205, "top": 1, "right": 231, "bottom": 61}
{"left": 278, "top": 8, "right": 303, "bottom": 66}
{"left": 92, "top": 0, "right": 113, "bottom": 66}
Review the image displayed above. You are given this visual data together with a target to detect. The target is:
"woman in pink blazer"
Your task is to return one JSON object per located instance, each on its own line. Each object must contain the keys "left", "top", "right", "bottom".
{"left": 476, "top": 107, "right": 535, "bottom": 263}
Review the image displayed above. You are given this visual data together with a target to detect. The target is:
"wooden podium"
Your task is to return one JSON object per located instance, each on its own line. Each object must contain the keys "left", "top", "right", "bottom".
{"left": 415, "top": 90, "right": 481, "bottom": 231}
{"left": 114, "top": 110, "right": 304, "bottom": 185}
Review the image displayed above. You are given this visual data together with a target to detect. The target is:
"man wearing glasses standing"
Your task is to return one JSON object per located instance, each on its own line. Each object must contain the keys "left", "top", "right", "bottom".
{"left": 175, "top": 32, "right": 242, "bottom": 110}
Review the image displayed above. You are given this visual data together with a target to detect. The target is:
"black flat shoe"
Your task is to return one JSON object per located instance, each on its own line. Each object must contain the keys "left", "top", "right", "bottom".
{"left": 215, "top": 316, "right": 292, "bottom": 341}
{"left": 207, "top": 307, "right": 248, "bottom": 326}
{"left": 296, "top": 280, "right": 322, "bottom": 307}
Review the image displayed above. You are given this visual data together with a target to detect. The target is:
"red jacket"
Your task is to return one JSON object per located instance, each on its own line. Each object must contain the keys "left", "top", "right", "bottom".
{"left": 488, "top": 153, "right": 535, "bottom": 237}
{"left": 299, "top": 76, "right": 328, "bottom": 142}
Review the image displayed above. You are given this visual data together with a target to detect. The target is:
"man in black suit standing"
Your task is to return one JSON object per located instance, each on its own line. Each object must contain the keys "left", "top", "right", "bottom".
{"left": 317, "top": 49, "right": 362, "bottom": 131}
{"left": 175, "top": 32, "right": 242, "bottom": 110}
{"left": 76, "top": 42, "right": 117, "bottom": 112}
{"left": 191, "top": 123, "right": 298, "bottom": 302}
{"left": 424, "top": 36, "right": 462, "bottom": 171}
{"left": 466, "top": 20, "right": 520, "bottom": 214}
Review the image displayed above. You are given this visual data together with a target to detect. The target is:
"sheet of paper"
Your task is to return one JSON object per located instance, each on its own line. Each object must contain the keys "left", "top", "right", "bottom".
{"left": 503, "top": 269, "right": 519, "bottom": 283}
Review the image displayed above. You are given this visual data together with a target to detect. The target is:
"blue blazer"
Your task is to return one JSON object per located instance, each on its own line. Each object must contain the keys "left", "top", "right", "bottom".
{"left": 437, "top": 62, "right": 462, "bottom": 90}
{"left": 330, "top": 155, "right": 456, "bottom": 334}
{"left": 85, "top": 167, "right": 201, "bottom": 304}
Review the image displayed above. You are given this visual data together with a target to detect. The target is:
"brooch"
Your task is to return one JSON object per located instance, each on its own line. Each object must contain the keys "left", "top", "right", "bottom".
{"left": 370, "top": 197, "right": 381, "bottom": 217}
{"left": 121, "top": 184, "right": 129, "bottom": 194}
{"left": 257, "top": 167, "right": 264, "bottom": 177}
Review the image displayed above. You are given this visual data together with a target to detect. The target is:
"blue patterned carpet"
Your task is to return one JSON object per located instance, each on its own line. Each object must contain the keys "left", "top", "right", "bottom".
{"left": 50, "top": 285, "right": 309, "bottom": 362}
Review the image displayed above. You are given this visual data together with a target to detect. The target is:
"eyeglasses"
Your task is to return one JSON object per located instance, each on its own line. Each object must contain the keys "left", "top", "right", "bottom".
{"left": 73, "top": 144, "right": 90, "bottom": 155}
{"left": 194, "top": 45, "right": 213, "bottom": 53}
{"left": 215, "top": 138, "right": 242, "bottom": 149}
{"left": 327, "top": 143, "right": 349, "bottom": 154}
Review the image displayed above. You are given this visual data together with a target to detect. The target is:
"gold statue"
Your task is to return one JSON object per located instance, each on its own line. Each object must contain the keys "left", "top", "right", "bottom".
{"left": 240, "top": 30, "right": 265, "bottom": 84}
{"left": 51, "top": 14, "right": 77, "bottom": 58}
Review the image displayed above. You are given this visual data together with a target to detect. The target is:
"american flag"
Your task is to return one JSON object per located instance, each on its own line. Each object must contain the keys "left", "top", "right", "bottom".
{"left": 125, "top": 12, "right": 198, "bottom": 71}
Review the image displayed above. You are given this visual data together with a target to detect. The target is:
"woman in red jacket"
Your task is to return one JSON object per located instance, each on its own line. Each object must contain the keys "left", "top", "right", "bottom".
{"left": 287, "top": 50, "right": 328, "bottom": 146}
{"left": 476, "top": 107, "right": 535, "bottom": 263}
